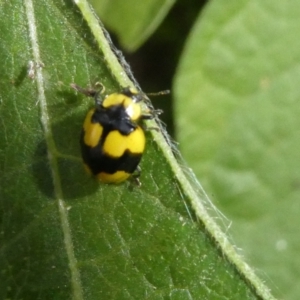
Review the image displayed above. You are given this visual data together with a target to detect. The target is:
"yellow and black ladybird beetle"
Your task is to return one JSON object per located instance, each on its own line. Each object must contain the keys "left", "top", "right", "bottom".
{"left": 71, "top": 83, "right": 167, "bottom": 184}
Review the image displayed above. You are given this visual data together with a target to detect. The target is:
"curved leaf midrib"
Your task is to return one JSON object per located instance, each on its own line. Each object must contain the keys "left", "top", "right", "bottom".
{"left": 74, "top": 1, "right": 277, "bottom": 299}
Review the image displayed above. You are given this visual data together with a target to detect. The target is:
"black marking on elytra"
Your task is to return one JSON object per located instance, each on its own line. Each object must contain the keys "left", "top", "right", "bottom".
{"left": 80, "top": 130, "right": 142, "bottom": 175}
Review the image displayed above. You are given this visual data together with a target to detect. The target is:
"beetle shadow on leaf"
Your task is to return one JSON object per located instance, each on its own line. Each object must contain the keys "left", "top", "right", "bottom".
{"left": 31, "top": 141, "right": 55, "bottom": 199}
{"left": 13, "top": 64, "right": 28, "bottom": 87}
{"left": 31, "top": 105, "right": 99, "bottom": 200}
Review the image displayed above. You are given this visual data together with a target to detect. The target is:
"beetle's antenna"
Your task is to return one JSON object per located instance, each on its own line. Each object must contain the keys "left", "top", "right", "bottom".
{"left": 146, "top": 90, "right": 170, "bottom": 97}
{"left": 70, "top": 82, "right": 105, "bottom": 98}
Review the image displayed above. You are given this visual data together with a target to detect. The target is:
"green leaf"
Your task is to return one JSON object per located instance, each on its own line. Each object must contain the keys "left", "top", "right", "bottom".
{"left": 0, "top": 0, "right": 274, "bottom": 299}
{"left": 174, "top": 0, "right": 300, "bottom": 299}
{"left": 89, "top": 0, "right": 175, "bottom": 51}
